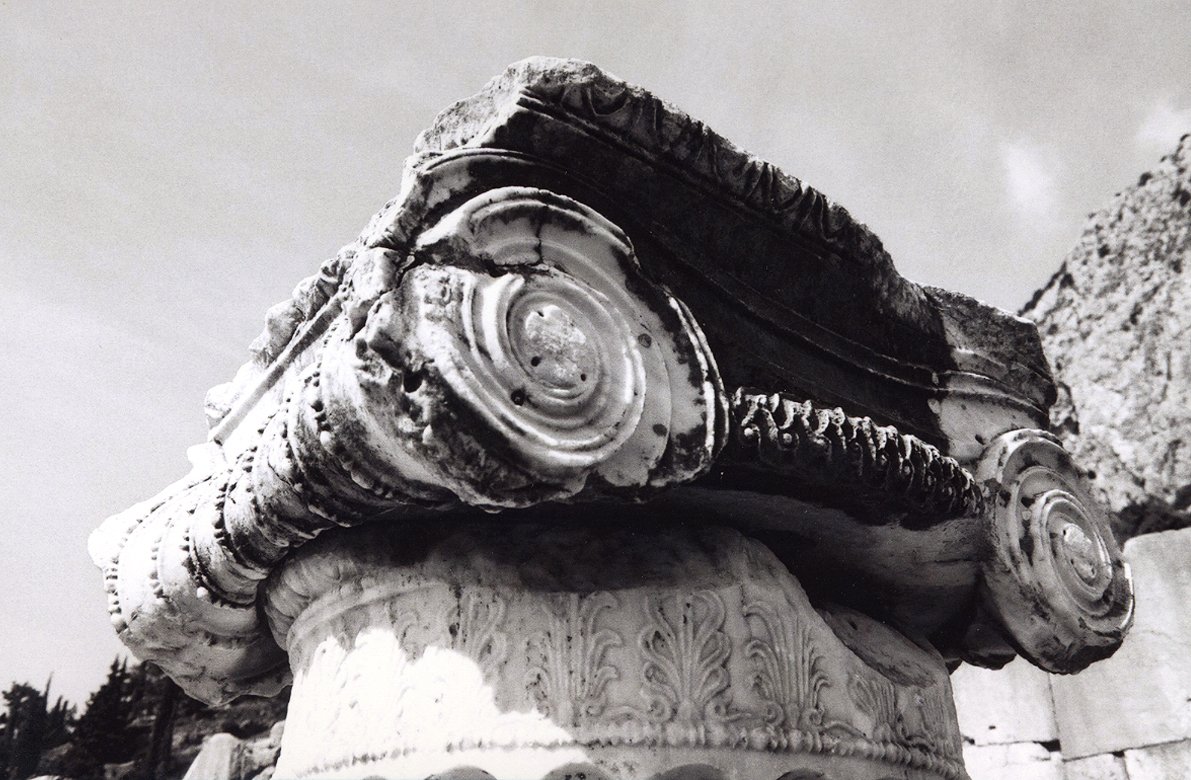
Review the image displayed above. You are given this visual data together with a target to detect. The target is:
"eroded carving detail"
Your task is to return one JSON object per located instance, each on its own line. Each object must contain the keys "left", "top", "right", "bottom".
{"left": 846, "top": 674, "right": 955, "bottom": 760}
{"left": 731, "top": 388, "right": 984, "bottom": 523}
{"left": 261, "top": 526, "right": 971, "bottom": 779}
{"left": 976, "top": 429, "right": 1133, "bottom": 673}
{"left": 91, "top": 55, "right": 1131, "bottom": 780}
{"left": 456, "top": 590, "right": 509, "bottom": 678}
{"left": 382, "top": 601, "right": 421, "bottom": 661}
{"left": 847, "top": 675, "right": 905, "bottom": 746}
{"left": 526, "top": 592, "right": 622, "bottom": 725}
{"left": 910, "top": 683, "right": 961, "bottom": 759}
{"left": 632, "top": 590, "right": 733, "bottom": 726}
{"left": 745, "top": 599, "right": 829, "bottom": 732}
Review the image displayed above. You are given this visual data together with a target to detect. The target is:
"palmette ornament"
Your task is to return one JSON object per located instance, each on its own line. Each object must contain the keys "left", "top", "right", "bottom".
{"left": 92, "top": 57, "right": 1131, "bottom": 779}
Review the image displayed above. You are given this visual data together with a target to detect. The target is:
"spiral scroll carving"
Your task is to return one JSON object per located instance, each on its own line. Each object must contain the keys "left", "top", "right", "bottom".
{"left": 406, "top": 261, "right": 647, "bottom": 475}
{"left": 348, "top": 186, "right": 728, "bottom": 506}
{"left": 976, "top": 429, "right": 1134, "bottom": 673}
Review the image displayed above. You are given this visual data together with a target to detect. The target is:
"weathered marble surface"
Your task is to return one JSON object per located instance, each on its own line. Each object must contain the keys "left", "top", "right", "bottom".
{"left": 90, "top": 57, "right": 1133, "bottom": 780}
{"left": 411, "top": 59, "right": 1056, "bottom": 462}
{"left": 952, "top": 528, "right": 1191, "bottom": 778}
{"left": 266, "top": 523, "right": 964, "bottom": 780}
{"left": 1063, "top": 753, "right": 1129, "bottom": 780}
{"left": 960, "top": 743, "right": 1062, "bottom": 780}
{"left": 972, "top": 430, "right": 1131, "bottom": 674}
{"left": 952, "top": 658, "right": 1056, "bottom": 747}
{"left": 1120, "top": 739, "right": 1191, "bottom": 779}
{"left": 952, "top": 660, "right": 1062, "bottom": 780}
{"left": 1051, "top": 528, "right": 1191, "bottom": 759}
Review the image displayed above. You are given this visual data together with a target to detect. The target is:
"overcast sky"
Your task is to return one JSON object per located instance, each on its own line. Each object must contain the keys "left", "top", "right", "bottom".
{"left": 3, "top": 2, "right": 1189, "bottom": 707}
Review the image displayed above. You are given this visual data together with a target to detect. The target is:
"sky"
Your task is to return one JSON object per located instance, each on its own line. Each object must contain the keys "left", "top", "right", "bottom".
{"left": 2, "top": 1, "right": 1190, "bottom": 708}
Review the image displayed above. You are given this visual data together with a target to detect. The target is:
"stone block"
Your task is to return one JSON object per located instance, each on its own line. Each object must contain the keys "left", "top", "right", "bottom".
{"left": 1123, "top": 739, "right": 1191, "bottom": 779}
{"left": 962, "top": 742, "right": 1063, "bottom": 780}
{"left": 953, "top": 656, "right": 1057, "bottom": 745}
{"left": 1063, "top": 753, "right": 1127, "bottom": 780}
{"left": 180, "top": 726, "right": 282, "bottom": 780}
{"left": 1051, "top": 529, "right": 1191, "bottom": 758}
{"left": 182, "top": 733, "right": 240, "bottom": 780}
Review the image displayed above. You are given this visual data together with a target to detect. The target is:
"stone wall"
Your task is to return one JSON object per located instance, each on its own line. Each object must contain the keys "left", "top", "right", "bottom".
{"left": 954, "top": 527, "right": 1191, "bottom": 779}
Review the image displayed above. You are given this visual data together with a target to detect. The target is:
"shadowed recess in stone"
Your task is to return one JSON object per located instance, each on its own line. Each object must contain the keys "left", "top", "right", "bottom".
{"left": 90, "top": 56, "right": 1133, "bottom": 780}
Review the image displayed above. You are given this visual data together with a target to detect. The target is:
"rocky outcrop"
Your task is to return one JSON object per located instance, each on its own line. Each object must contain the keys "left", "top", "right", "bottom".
{"left": 1021, "top": 134, "right": 1191, "bottom": 541}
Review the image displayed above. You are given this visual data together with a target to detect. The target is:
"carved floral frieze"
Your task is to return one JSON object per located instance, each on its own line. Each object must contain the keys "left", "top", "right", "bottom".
{"left": 526, "top": 592, "right": 621, "bottom": 725}
{"left": 744, "top": 598, "right": 829, "bottom": 733}
{"left": 89, "top": 56, "right": 1138, "bottom": 780}
{"left": 266, "top": 524, "right": 966, "bottom": 780}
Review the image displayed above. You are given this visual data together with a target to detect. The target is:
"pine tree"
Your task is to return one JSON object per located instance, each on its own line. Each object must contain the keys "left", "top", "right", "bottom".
{"left": 42, "top": 694, "right": 75, "bottom": 749}
{"left": 0, "top": 681, "right": 49, "bottom": 780}
{"left": 141, "top": 666, "right": 179, "bottom": 780}
{"left": 65, "top": 658, "right": 144, "bottom": 777}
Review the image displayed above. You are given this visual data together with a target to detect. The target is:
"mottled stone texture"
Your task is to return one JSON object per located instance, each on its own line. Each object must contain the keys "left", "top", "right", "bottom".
{"left": 1061, "top": 753, "right": 1128, "bottom": 780}
{"left": 952, "top": 659, "right": 1062, "bottom": 780}
{"left": 954, "top": 133, "right": 1191, "bottom": 780}
{"left": 1051, "top": 528, "right": 1191, "bottom": 759}
{"left": 961, "top": 743, "right": 1062, "bottom": 780}
{"left": 266, "top": 523, "right": 965, "bottom": 780}
{"left": 93, "top": 57, "right": 1133, "bottom": 780}
{"left": 1022, "top": 135, "right": 1191, "bottom": 542}
{"left": 954, "top": 528, "right": 1191, "bottom": 778}
{"left": 408, "top": 57, "right": 1056, "bottom": 461}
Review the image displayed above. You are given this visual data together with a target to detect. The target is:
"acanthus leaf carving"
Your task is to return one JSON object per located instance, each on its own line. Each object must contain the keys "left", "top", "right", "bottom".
{"left": 848, "top": 674, "right": 905, "bottom": 745}
{"left": 846, "top": 672, "right": 951, "bottom": 756}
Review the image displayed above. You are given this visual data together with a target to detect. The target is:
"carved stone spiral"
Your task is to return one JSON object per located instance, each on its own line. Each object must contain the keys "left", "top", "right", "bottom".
{"left": 975, "top": 430, "right": 1134, "bottom": 673}
{"left": 343, "top": 187, "right": 727, "bottom": 506}
{"left": 410, "top": 245, "right": 647, "bottom": 475}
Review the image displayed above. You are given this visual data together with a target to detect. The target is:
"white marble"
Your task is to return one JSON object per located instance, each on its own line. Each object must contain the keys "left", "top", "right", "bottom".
{"left": 265, "top": 523, "right": 965, "bottom": 780}
{"left": 953, "top": 657, "right": 1057, "bottom": 746}
{"left": 1123, "top": 739, "right": 1191, "bottom": 779}
{"left": 1052, "top": 529, "right": 1191, "bottom": 758}
{"left": 962, "top": 742, "right": 1063, "bottom": 780}
{"left": 1063, "top": 753, "right": 1128, "bottom": 780}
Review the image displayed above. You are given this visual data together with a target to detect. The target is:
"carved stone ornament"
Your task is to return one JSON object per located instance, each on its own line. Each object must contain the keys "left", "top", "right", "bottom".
{"left": 90, "top": 57, "right": 1133, "bottom": 779}
{"left": 264, "top": 524, "right": 965, "bottom": 780}
{"left": 975, "top": 429, "right": 1134, "bottom": 673}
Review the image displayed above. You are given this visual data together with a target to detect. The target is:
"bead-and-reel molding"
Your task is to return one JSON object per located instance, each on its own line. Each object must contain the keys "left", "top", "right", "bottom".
{"left": 976, "top": 429, "right": 1134, "bottom": 673}
{"left": 346, "top": 187, "right": 727, "bottom": 507}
